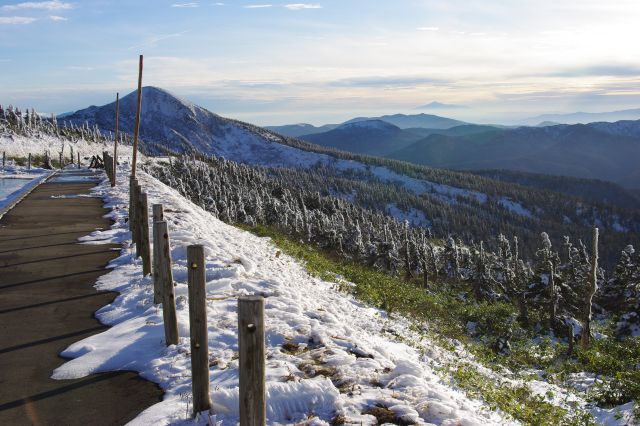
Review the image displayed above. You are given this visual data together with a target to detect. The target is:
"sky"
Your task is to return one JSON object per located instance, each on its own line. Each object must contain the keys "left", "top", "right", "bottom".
{"left": 0, "top": 0, "right": 639, "bottom": 125}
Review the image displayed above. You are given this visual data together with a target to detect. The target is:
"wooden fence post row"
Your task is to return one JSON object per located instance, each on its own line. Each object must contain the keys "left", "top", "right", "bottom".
{"left": 187, "top": 245, "right": 212, "bottom": 415}
{"left": 239, "top": 296, "right": 266, "bottom": 426}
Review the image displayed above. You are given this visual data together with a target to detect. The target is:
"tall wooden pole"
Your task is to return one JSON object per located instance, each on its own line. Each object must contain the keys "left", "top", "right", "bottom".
{"left": 112, "top": 92, "right": 119, "bottom": 187}
{"left": 131, "top": 55, "right": 143, "bottom": 178}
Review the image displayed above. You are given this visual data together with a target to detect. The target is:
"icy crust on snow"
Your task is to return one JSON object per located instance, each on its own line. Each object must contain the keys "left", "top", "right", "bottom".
{"left": 53, "top": 167, "right": 512, "bottom": 425}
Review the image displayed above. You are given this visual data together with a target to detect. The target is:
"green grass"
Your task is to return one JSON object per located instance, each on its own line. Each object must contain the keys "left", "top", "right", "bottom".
{"left": 451, "top": 364, "right": 596, "bottom": 425}
{"left": 240, "top": 224, "right": 601, "bottom": 424}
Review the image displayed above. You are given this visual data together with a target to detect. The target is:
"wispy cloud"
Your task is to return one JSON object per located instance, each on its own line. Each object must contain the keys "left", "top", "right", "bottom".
{"left": 212, "top": 2, "right": 224, "bottom": 5}
{"left": 66, "top": 65, "right": 94, "bottom": 71}
{"left": 284, "top": 3, "right": 321, "bottom": 10}
{"left": 171, "top": 2, "right": 199, "bottom": 7}
{"left": 49, "top": 15, "right": 67, "bottom": 21}
{"left": 417, "top": 26, "right": 439, "bottom": 31}
{"left": 0, "top": 16, "right": 37, "bottom": 24}
{"left": 127, "top": 31, "right": 188, "bottom": 50}
{"left": 1, "top": 1, "right": 72, "bottom": 11}
{"left": 243, "top": 4, "right": 272, "bottom": 8}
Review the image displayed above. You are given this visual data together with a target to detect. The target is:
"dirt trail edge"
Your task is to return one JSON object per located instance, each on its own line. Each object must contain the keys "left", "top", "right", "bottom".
{"left": 0, "top": 169, "right": 162, "bottom": 426}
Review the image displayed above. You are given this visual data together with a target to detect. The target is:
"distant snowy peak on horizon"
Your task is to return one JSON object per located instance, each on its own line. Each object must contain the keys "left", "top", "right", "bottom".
{"left": 416, "top": 101, "right": 466, "bottom": 110}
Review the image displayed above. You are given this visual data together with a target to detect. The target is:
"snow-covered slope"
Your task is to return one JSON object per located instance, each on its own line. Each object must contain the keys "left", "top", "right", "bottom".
{"left": 53, "top": 165, "right": 514, "bottom": 425}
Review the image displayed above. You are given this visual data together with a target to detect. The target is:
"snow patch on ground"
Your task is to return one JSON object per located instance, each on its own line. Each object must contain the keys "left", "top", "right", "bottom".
{"left": 498, "top": 198, "right": 533, "bottom": 218}
{"left": 53, "top": 165, "right": 512, "bottom": 425}
{"left": 386, "top": 204, "right": 431, "bottom": 228}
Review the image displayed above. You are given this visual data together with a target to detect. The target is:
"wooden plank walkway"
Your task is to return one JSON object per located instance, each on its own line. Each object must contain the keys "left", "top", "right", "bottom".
{"left": 0, "top": 170, "right": 162, "bottom": 425}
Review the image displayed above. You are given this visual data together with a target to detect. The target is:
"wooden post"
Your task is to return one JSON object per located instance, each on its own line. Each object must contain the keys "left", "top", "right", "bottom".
{"left": 152, "top": 204, "right": 165, "bottom": 302}
{"left": 103, "top": 151, "right": 109, "bottom": 180}
{"left": 152, "top": 204, "right": 164, "bottom": 222}
{"left": 134, "top": 183, "right": 143, "bottom": 256}
{"left": 130, "top": 178, "right": 139, "bottom": 247}
{"left": 131, "top": 55, "right": 143, "bottom": 179}
{"left": 2, "top": 151, "right": 5, "bottom": 169}
{"left": 238, "top": 296, "right": 266, "bottom": 426}
{"left": 151, "top": 216, "right": 162, "bottom": 303}
{"left": 154, "top": 220, "right": 179, "bottom": 345}
{"left": 28, "top": 153, "right": 31, "bottom": 170}
{"left": 113, "top": 92, "right": 119, "bottom": 187}
{"left": 138, "top": 191, "right": 152, "bottom": 275}
{"left": 59, "top": 152, "right": 63, "bottom": 169}
{"left": 187, "top": 245, "right": 211, "bottom": 415}
{"left": 77, "top": 152, "right": 80, "bottom": 167}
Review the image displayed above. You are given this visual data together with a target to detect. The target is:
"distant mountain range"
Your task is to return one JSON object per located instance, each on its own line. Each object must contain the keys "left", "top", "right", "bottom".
{"left": 390, "top": 121, "right": 640, "bottom": 188}
{"left": 264, "top": 123, "right": 339, "bottom": 138}
{"left": 521, "top": 108, "right": 640, "bottom": 126}
{"left": 62, "top": 88, "right": 640, "bottom": 190}
{"left": 344, "top": 113, "right": 466, "bottom": 129}
{"left": 284, "top": 116, "right": 640, "bottom": 188}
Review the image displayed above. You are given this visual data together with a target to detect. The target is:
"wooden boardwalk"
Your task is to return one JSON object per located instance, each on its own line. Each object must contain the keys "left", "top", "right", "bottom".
{"left": 0, "top": 170, "right": 161, "bottom": 425}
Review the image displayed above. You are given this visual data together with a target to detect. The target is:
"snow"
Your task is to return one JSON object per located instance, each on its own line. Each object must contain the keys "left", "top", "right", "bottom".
{"left": 386, "top": 204, "right": 431, "bottom": 228}
{"left": 498, "top": 198, "right": 533, "bottom": 218}
{"left": 0, "top": 164, "right": 52, "bottom": 216}
{"left": 52, "top": 165, "right": 513, "bottom": 425}
{"left": 0, "top": 132, "right": 128, "bottom": 160}
{"left": 336, "top": 120, "right": 396, "bottom": 131}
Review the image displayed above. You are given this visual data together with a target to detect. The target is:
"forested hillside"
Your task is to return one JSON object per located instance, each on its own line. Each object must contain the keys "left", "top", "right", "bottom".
{"left": 147, "top": 156, "right": 640, "bottom": 423}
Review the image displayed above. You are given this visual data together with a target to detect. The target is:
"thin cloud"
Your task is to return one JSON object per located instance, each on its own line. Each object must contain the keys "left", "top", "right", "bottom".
{"left": 127, "top": 30, "right": 188, "bottom": 50}
{"left": 0, "top": 16, "right": 37, "bottom": 24}
{"left": 2, "top": 1, "right": 72, "bottom": 11}
{"left": 417, "top": 26, "right": 439, "bottom": 31}
{"left": 284, "top": 3, "right": 321, "bottom": 10}
{"left": 244, "top": 4, "right": 272, "bottom": 8}
{"left": 212, "top": 2, "right": 224, "bottom": 5}
{"left": 171, "top": 2, "right": 199, "bottom": 7}
{"left": 49, "top": 15, "right": 67, "bottom": 21}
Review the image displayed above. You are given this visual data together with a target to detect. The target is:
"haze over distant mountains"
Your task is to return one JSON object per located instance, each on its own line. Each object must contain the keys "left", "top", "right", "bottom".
{"left": 62, "top": 87, "right": 640, "bottom": 189}
{"left": 271, "top": 112, "right": 640, "bottom": 189}
{"left": 520, "top": 108, "right": 640, "bottom": 126}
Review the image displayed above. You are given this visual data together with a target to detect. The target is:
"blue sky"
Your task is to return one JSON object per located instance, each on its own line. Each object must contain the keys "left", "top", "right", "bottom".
{"left": 1, "top": 0, "right": 639, "bottom": 125}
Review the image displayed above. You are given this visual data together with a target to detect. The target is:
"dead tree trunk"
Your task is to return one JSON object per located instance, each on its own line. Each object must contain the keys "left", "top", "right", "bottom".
{"left": 581, "top": 227, "right": 599, "bottom": 349}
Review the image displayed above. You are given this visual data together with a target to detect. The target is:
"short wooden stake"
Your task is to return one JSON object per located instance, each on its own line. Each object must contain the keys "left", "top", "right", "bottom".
{"left": 77, "top": 152, "right": 80, "bottom": 167}
{"left": 103, "top": 151, "right": 109, "bottom": 180}
{"left": 187, "top": 245, "right": 211, "bottom": 415}
{"left": 2, "top": 151, "right": 5, "bottom": 169}
{"left": 138, "top": 191, "right": 152, "bottom": 275}
{"left": 154, "top": 220, "right": 178, "bottom": 345}
{"left": 135, "top": 183, "right": 143, "bottom": 255}
{"left": 238, "top": 296, "right": 266, "bottom": 426}
{"left": 152, "top": 204, "right": 164, "bottom": 222}
{"left": 28, "top": 153, "right": 31, "bottom": 170}
{"left": 129, "top": 177, "right": 137, "bottom": 233}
